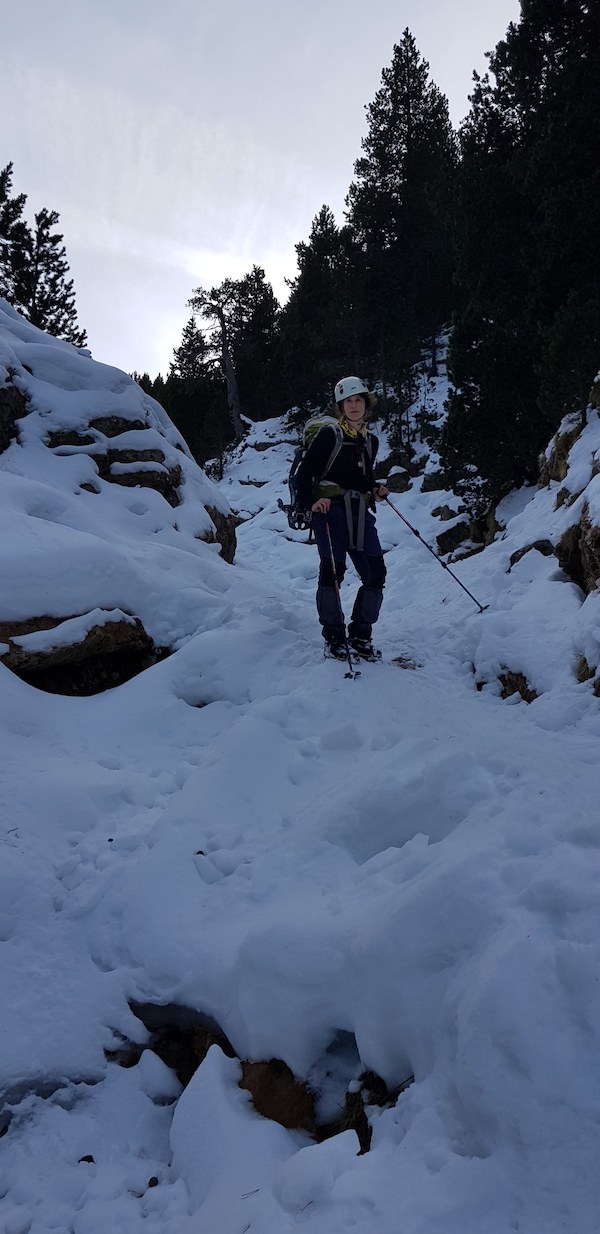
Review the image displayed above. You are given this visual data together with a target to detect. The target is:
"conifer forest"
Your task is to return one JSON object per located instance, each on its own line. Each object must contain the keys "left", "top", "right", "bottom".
{"left": 2, "top": 3, "right": 598, "bottom": 513}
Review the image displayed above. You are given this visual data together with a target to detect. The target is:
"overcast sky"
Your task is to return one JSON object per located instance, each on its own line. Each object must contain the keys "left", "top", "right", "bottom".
{"left": 3, "top": 0, "right": 520, "bottom": 378}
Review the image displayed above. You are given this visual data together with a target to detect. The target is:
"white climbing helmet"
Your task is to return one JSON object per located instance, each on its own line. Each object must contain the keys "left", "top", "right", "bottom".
{"left": 334, "top": 375, "right": 372, "bottom": 406}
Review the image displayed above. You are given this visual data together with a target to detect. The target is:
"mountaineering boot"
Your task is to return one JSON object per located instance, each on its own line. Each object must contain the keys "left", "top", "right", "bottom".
{"left": 324, "top": 636, "right": 348, "bottom": 661}
{"left": 349, "top": 636, "right": 382, "bottom": 662}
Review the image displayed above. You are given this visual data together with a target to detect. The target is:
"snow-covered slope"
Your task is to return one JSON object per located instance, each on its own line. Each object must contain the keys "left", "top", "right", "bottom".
{"left": 2, "top": 305, "right": 600, "bottom": 1234}
{"left": 0, "top": 299, "right": 231, "bottom": 660}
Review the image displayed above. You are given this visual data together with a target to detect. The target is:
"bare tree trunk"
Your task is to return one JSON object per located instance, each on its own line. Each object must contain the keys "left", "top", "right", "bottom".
{"left": 217, "top": 307, "right": 245, "bottom": 441}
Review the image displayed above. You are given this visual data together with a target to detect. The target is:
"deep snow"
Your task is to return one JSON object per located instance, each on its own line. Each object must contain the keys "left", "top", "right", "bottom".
{"left": 2, "top": 300, "right": 600, "bottom": 1233}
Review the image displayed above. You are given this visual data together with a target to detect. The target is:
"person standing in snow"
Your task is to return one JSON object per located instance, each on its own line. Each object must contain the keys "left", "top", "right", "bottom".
{"left": 295, "top": 376, "right": 389, "bottom": 661}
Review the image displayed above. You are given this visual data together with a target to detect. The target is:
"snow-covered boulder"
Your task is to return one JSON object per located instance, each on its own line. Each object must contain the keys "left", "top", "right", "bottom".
{"left": 0, "top": 299, "right": 237, "bottom": 693}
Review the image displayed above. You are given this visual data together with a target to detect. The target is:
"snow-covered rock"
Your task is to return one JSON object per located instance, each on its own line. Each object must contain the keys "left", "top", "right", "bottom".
{"left": 0, "top": 300, "right": 236, "bottom": 692}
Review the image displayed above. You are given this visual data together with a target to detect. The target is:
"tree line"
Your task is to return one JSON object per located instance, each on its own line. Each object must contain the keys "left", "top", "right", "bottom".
{"left": 141, "top": 2, "right": 598, "bottom": 512}
{"left": 3, "top": 2, "right": 598, "bottom": 512}
{"left": 0, "top": 163, "right": 87, "bottom": 347}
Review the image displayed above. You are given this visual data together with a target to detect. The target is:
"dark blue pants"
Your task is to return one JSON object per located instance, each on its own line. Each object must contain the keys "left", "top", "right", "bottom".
{"left": 312, "top": 499, "right": 386, "bottom": 641}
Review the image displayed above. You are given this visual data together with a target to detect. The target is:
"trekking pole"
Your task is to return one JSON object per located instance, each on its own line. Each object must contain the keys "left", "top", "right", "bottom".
{"left": 384, "top": 497, "right": 488, "bottom": 613}
{"left": 324, "top": 520, "right": 361, "bottom": 679}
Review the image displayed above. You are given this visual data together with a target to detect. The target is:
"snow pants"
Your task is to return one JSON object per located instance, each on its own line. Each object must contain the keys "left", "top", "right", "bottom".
{"left": 312, "top": 498, "right": 386, "bottom": 642}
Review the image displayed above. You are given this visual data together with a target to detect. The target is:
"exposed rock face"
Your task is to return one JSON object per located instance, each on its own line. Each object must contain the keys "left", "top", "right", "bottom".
{"left": 375, "top": 446, "right": 421, "bottom": 481}
{"left": 0, "top": 382, "right": 26, "bottom": 453}
{"left": 556, "top": 501, "right": 600, "bottom": 594}
{"left": 202, "top": 505, "right": 239, "bottom": 564}
{"left": 46, "top": 411, "right": 238, "bottom": 550}
{"left": 499, "top": 671, "right": 538, "bottom": 703}
{"left": 436, "top": 521, "right": 470, "bottom": 555}
{"left": 579, "top": 501, "right": 600, "bottom": 592}
{"left": 126, "top": 1002, "right": 236, "bottom": 1087}
{"left": 421, "top": 470, "right": 447, "bottom": 493}
{"left": 123, "top": 1001, "right": 412, "bottom": 1153}
{"left": 508, "top": 540, "right": 555, "bottom": 571}
{"left": 47, "top": 420, "right": 184, "bottom": 508}
{"left": 240, "top": 1060, "right": 317, "bottom": 1135}
{"left": 432, "top": 503, "right": 464, "bottom": 522}
{"left": 539, "top": 419, "right": 584, "bottom": 486}
{"left": 47, "top": 416, "right": 147, "bottom": 445}
{"left": 384, "top": 469, "right": 411, "bottom": 494}
{"left": 0, "top": 611, "right": 163, "bottom": 696}
{"left": 1, "top": 319, "right": 236, "bottom": 706}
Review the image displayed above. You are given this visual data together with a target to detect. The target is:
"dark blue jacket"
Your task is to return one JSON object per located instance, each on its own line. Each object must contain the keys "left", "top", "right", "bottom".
{"left": 295, "top": 424, "right": 379, "bottom": 511}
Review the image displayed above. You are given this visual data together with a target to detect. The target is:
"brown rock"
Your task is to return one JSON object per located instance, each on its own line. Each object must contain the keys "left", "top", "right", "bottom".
{"left": 539, "top": 421, "right": 583, "bottom": 487}
{"left": 0, "top": 612, "right": 162, "bottom": 696}
{"left": 508, "top": 540, "right": 555, "bottom": 571}
{"left": 103, "top": 461, "right": 183, "bottom": 508}
{"left": 421, "top": 470, "right": 447, "bottom": 493}
{"left": 202, "top": 505, "right": 240, "bottom": 564}
{"left": 432, "top": 504, "right": 463, "bottom": 522}
{"left": 436, "top": 521, "right": 470, "bottom": 555}
{"left": 46, "top": 429, "right": 97, "bottom": 449}
{"left": 556, "top": 502, "right": 600, "bottom": 594}
{"left": 556, "top": 523, "right": 585, "bottom": 590}
{"left": 0, "top": 382, "right": 26, "bottom": 453}
{"left": 579, "top": 501, "right": 600, "bottom": 592}
{"left": 499, "top": 671, "right": 538, "bottom": 703}
{"left": 384, "top": 470, "right": 411, "bottom": 494}
{"left": 89, "top": 416, "right": 147, "bottom": 437}
{"left": 239, "top": 1059, "right": 317, "bottom": 1135}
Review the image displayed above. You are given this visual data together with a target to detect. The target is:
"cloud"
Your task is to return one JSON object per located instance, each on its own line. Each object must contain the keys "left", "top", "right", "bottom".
{"left": 3, "top": 0, "right": 521, "bottom": 376}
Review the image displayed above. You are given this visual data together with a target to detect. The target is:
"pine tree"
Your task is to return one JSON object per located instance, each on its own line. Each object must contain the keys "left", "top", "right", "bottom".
{"left": 15, "top": 208, "right": 87, "bottom": 346}
{"left": 157, "top": 316, "right": 231, "bottom": 463}
{"left": 443, "top": 0, "right": 600, "bottom": 508}
{"left": 189, "top": 281, "right": 245, "bottom": 440}
{"left": 346, "top": 30, "right": 456, "bottom": 389}
{"left": 170, "top": 316, "right": 210, "bottom": 383}
{"left": 229, "top": 266, "right": 281, "bottom": 419}
{"left": 0, "top": 163, "right": 29, "bottom": 305}
{"left": 277, "top": 206, "right": 362, "bottom": 410}
{"left": 189, "top": 266, "right": 280, "bottom": 435}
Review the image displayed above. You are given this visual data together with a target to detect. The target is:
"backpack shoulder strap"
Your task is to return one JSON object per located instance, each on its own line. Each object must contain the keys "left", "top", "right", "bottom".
{"left": 303, "top": 415, "right": 344, "bottom": 477}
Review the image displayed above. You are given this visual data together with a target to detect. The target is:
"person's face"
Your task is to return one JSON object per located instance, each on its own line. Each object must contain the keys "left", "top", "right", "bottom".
{"left": 342, "top": 394, "right": 366, "bottom": 421}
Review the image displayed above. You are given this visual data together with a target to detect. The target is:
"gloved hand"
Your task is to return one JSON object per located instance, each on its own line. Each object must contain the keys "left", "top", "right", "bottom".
{"left": 374, "top": 484, "right": 390, "bottom": 501}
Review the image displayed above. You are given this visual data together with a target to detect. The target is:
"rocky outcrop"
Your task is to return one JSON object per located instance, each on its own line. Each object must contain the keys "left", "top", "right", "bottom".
{"left": 579, "top": 501, "right": 600, "bottom": 591}
{"left": 539, "top": 418, "right": 584, "bottom": 487}
{"left": 432, "top": 503, "right": 465, "bottom": 522}
{"left": 421, "top": 470, "right": 447, "bottom": 493}
{"left": 240, "top": 1060, "right": 317, "bottom": 1135}
{"left": 499, "top": 671, "right": 538, "bottom": 703}
{"left": 436, "top": 521, "right": 471, "bottom": 556}
{"left": 383, "top": 468, "right": 411, "bottom": 494}
{"left": 123, "top": 1001, "right": 412, "bottom": 1154}
{"left": 556, "top": 500, "right": 600, "bottom": 594}
{"left": 577, "top": 657, "right": 600, "bottom": 696}
{"left": 125, "top": 1002, "right": 236, "bottom": 1086}
{"left": 0, "top": 610, "right": 164, "bottom": 696}
{"left": 508, "top": 540, "right": 555, "bottom": 571}
{"left": 375, "top": 445, "right": 421, "bottom": 481}
{"left": 202, "top": 505, "right": 239, "bottom": 564}
{"left": 0, "top": 381, "right": 26, "bottom": 453}
{"left": 48, "top": 423, "right": 184, "bottom": 508}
